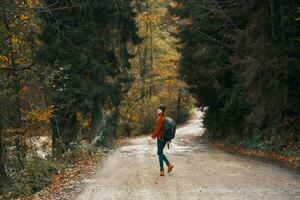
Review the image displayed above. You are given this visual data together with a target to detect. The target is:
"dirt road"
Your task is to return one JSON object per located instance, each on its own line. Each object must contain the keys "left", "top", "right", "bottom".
{"left": 75, "top": 110, "right": 300, "bottom": 200}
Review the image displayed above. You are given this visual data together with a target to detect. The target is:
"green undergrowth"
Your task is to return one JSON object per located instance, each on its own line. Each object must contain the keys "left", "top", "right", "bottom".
{"left": 0, "top": 141, "right": 103, "bottom": 200}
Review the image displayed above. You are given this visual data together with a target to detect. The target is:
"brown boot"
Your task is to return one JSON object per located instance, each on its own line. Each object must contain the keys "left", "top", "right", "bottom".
{"left": 167, "top": 163, "right": 174, "bottom": 173}
{"left": 160, "top": 170, "right": 165, "bottom": 176}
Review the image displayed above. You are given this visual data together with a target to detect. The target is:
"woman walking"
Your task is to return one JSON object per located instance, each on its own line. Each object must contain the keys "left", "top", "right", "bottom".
{"left": 149, "top": 105, "right": 174, "bottom": 176}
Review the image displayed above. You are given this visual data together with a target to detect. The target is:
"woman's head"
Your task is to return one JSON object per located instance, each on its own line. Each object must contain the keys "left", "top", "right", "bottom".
{"left": 157, "top": 105, "right": 166, "bottom": 114}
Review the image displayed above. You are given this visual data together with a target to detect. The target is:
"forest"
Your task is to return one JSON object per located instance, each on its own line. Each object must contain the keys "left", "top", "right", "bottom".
{"left": 170, "top": 0, "right": 300, "bottom": 149}
{"left": 0, "top": 0, "right": 192, "bottom": 198}
{"left": 0, "top": 0, "right": 299, "bottom": 199}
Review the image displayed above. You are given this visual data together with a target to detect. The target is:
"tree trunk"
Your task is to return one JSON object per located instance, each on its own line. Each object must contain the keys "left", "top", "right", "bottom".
{"left": 138, "top": 45, "right": 145, "bottom": 99}
{"left": 12, "top": 65, "right": 26, "bottom": 169}
{"left": 5, "top": 12, "right": 26, "bottom": 168}
{"left": 138, "top": 0, "right": 150, "bottom": 100}
{"left": 279, "top": 0, "right": 285, "bottom": 43}
{"left": 110, "top": 106, "right": 120, "bottom": 138}
{"left": 119, "top": 41, "right": 130, "bottom": 69}
{"left": 50, "top": 110, "right": 77, "bottom": 156}
{"left": 63, "top": 112, "right": 78, "bottom": 149}
{"left": 91, "top": 101, "right": 104, "bottom": 143}
{"left": 0, "top": 116, "right": 7, "bottom": 181}
{"left": 269, "top": 0, "right": 275, "bottom": 39}
{"left": 280, "top": 0, "right": 287, "bottom": 121}
{"left": 149, "top": 3, "right": 154, "bottom": 98}
{"left": 50, "top": 115, "right": 60, "bottom": 156}
{"left": 176, "top": 89, "right": 182, "bottom": 122}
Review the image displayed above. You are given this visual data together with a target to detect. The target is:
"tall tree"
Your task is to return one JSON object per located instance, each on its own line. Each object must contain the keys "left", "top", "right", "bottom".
{"left": 170, "top": 0, "right": 300, "bottom": 144}
{"left": 38, "top": 0, "right": 140, "bottom": 153}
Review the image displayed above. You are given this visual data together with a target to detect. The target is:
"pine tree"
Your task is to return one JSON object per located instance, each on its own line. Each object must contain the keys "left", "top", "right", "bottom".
{"left": 170, "top": 0, "right": 300, "bottom": 145}
{"left": 38, "top": 0, "right": 140, "bottom": 153}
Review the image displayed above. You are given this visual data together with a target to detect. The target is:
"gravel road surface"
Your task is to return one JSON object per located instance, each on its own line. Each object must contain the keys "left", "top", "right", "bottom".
{"left": 75, "top": 110, "right": 300, "bottom": 200}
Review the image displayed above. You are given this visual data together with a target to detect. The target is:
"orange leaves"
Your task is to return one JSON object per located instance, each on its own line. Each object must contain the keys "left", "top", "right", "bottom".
{"left": 0, "top": 55, "right": 9, "bottom": 69}
{"left": 169, "top": 1, "right": 183, "bottom": 9}
{"left": 168, "top": 25, "right": 179, "bottom": 34}
{"left": 0, "top": 55, "right": 9, "bottom": 62}
{"left": 22, "top": 106, "right": 54, "bottom": 123}
{"left": 17, "top": 0, "right": 40, "bottom": 8}
{"left": 215, "top": 142, "right": 300, "bottom": 170}
{"left": 168, "top": 18, "right": 191, "bottom": 34}
{"left": 76, "top": 112, "right": 90, "bottom": 129}
{"left": 180, "top": 18, "right": 191, "bottom": 26}
{"left": 153, "top": 54, "right": 180, "bottom": 77}
{"left": 159, "top": 54, "right": 180, "bottom": 63}
{"left": 10, "top": 35, "right": 22, "bottom": 45}
{"left": 121, "top": 0, "right": 194, "bottom": 136}
{"left": 139, "top": 11, "right": 160, "bottom": 24}
{"left": 82, "top": 120, "right": 90, "bottom": 129}
{"left": 76, "top": 112, "right": 82, "bottom": 120}
{"left": 137, "top": 11, "right": 160, "bottom": 36}
{"left": 20, "top": 14, "right": 31, "bottom": 21}
{"left": 5, "top": 127, "right": 26, "bottom": 134}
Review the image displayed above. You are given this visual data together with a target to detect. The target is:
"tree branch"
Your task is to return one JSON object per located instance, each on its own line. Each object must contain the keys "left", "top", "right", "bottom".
{"left": 0, "top": 4, "right": 87, "bottom": 14}
{"left": 0, "top": 63, "right": 35, "bottom": 71}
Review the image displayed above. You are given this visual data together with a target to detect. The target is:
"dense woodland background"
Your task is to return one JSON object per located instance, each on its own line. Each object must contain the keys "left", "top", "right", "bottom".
{"left": 0, "top": 0, "right": 299, "bottom": 198}
{"left": 169, "top": 0, "right": 300, "bottom": 149}
{"left": 0, "top": 0, "right": 192, "bottom": 198}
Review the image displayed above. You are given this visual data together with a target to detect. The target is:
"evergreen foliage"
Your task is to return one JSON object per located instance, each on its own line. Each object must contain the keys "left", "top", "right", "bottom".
{"left": 170, "top": 0, "right": 300, "bottom": 147}
{"left": 37, "top": 0, "right": 141, "bottom": 153}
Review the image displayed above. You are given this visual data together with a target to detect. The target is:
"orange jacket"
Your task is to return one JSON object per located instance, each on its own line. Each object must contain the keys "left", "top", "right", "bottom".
{"left": 151, "top": 113, "right": 166, "bottom": 139}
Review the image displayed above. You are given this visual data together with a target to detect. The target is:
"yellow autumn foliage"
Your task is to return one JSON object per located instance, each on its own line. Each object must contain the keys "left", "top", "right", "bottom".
{"left": 10, "top": 35, "right": 20, "bottom": 45}
{"left": 118, "top": 0, "right": 195, "bottom": 137}
{"left": 169, "top": 1, "right": 183, "bottom": 9}
{"left": 82, "top": 120, "right": 90, "bottom": 129}
{"left": 20, "top": 14, "right": 31, "bottom": 21}
{"left": 22, "top": 106, "right": 54, "bottom": 122}
{"left": 0, "top": 55, "right": 9, "bottom": 62}
{"left": 4, "top": 127, "right": 26, "bottom": 134}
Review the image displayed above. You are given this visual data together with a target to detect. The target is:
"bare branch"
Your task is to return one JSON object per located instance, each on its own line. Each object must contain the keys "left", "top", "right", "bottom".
{"left": 0, "top": 63, "right": 35, "bottom": 71}
{"left": 0, "top": 4, "right": 87, "bottom": 14}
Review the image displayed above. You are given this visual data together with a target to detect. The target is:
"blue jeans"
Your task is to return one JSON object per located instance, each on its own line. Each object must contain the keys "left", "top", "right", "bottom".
{"left": 157, "top": 137, "right": 170, "bottom": 171}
